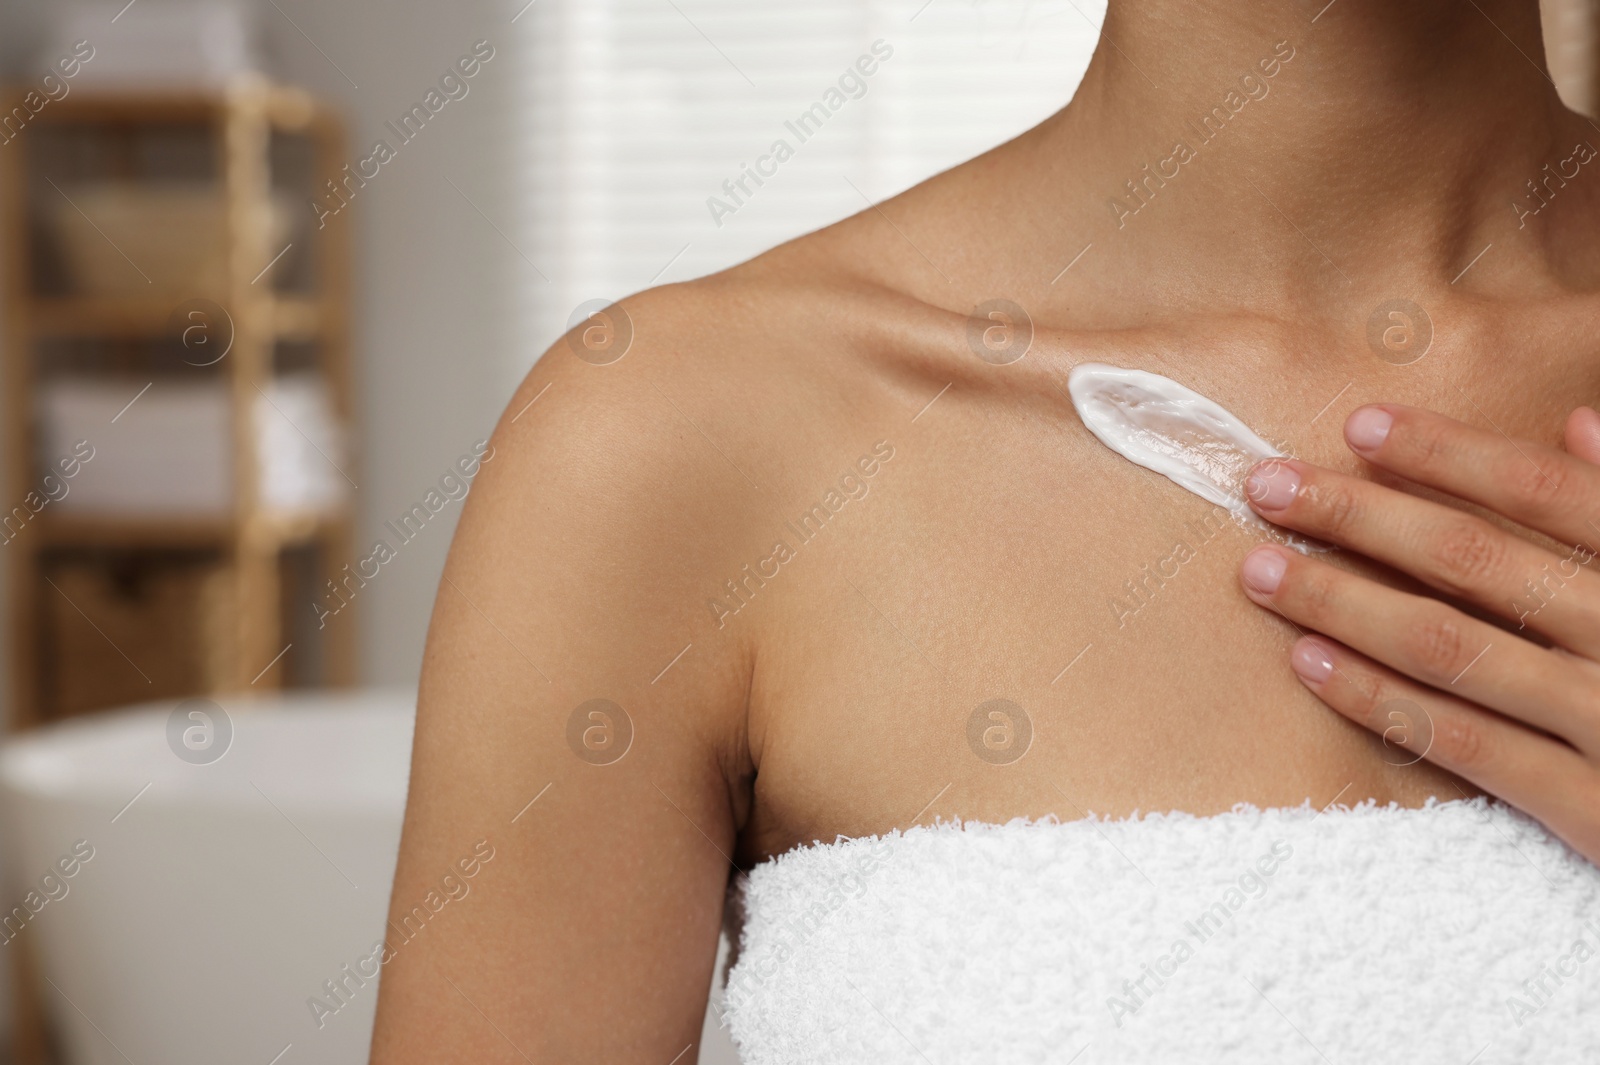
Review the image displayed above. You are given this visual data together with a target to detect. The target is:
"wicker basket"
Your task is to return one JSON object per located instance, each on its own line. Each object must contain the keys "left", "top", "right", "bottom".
{"left": 43, "top": 556, "right": 236, "bottom": 718}
{"left": 45, "top": 183, "right": 295, "bottom": 297}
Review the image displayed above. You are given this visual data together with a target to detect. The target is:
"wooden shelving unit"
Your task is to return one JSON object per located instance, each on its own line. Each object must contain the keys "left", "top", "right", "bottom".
{"left": 1, "top": 79, "right": 358, "bottom": 732}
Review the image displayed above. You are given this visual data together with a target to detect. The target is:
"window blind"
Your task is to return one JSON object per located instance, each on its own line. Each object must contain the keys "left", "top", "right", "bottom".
{"left": 513, "top": 0, "right": 1102, "bottom": 365}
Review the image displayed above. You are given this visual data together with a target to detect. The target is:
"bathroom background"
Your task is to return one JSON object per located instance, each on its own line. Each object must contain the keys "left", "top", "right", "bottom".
{"left": 0, "top": 1, "right": 1590, "bottom": 1063}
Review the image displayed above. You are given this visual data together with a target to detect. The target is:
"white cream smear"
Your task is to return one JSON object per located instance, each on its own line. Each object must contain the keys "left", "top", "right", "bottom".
{"left": 1066, "top": 362, "right": 1324, "bottom": 553}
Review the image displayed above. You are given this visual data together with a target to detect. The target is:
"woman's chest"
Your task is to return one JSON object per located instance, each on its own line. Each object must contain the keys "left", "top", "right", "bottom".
{"left": 733, "top": 402, "right": 1460, "bottom": 862}
{"left": 733, "top": 307, "right": 1600, "bottom": 860}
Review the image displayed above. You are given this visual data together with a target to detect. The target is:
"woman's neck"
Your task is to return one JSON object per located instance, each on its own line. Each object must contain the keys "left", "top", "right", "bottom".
{"left": 1021, "top": 0, "right": 1600, "bottom": 322}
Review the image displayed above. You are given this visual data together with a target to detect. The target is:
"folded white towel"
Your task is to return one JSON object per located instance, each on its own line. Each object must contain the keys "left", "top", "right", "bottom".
{"left": 722, "top": 798, "right": 1600, "bottom": 1063}
{"left": 38, "top": 375, "right": 345, "bottom": 515}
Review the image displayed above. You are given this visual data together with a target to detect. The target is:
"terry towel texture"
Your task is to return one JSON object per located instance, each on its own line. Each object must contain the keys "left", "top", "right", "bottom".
{"left": 722, "top": 799, "right": 1600, "bottom": 1063}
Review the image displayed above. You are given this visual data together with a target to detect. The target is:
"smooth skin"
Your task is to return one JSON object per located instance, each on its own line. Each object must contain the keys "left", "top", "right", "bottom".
{"left": 1240, "top": 405, "right": 1600, "bottom": 863}
{"left": 372, "top": 0, "right": 1600, "bottom": 1060}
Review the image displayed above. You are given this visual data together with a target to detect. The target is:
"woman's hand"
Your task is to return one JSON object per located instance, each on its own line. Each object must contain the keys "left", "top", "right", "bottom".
{"left": 1235, "top": 403, "right": 1600, "bottom": 865}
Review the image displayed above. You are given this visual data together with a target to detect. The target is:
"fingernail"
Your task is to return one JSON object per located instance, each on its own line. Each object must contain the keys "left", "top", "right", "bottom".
{"left": 1241, "top": 546, "right": 1286, "bottom": 594}
{"left": 1245, "top": 461, "right": 1300, "bottom": 512}
{"left": 1346, "top": 407, "right": 1393, "bottom": 453}
{"left": 1291, "top": 637, "right": 1335, "bottom": 686}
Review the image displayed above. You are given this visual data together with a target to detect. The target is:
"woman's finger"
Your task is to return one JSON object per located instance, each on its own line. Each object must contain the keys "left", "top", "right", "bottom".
{"left": 1244, "top": 458, "right": 1600, "bottom": 658}
{"left": 1566, "top": 405, "right": 1600, "bottom": 466}
{"left": 1286, "top": 633, "right": 1600, "bottom": 862}
{"left": 1238, "top": 543, "right": 1600, "bottom": 755}
{"left": 1342, "top": 404, "right": 1600, "bottom": 555}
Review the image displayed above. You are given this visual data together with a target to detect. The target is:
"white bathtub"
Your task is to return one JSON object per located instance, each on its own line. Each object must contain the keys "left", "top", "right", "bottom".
{"left": 0, "top": 689, "right": 415, "bottom": 1065}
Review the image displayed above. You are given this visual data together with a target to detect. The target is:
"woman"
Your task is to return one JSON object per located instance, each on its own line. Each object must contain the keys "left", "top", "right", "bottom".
{"left": 372, "top": 0, "right": 1600, "bottom": 1060}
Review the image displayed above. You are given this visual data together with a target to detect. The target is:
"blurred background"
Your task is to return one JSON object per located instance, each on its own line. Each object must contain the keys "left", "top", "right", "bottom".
{"left": 0, "top": 1, "right": 1588, "bottom": 1063}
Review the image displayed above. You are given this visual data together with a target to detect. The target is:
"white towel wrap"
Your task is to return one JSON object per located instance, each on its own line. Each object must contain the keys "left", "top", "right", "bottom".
{"left": 722, "top": 798, "right": 1600, "bottom": 1063}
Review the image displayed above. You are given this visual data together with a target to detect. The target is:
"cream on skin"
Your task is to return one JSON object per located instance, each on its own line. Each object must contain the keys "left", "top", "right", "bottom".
{"left": 1066, "top": 363, "right": 1323, "bottom": 552}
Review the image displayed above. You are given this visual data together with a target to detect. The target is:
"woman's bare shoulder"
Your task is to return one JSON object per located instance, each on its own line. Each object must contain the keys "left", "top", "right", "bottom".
{"left": 447, "top": 243, "right": 938, "bottom": 688}
{"left": 503, "top": 235, "right": 958, "bottom": 501}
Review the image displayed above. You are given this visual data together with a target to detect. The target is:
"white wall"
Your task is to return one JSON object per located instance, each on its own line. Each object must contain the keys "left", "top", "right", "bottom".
{"left": 257, "top": 0, "right": 524, "bottom": 686}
